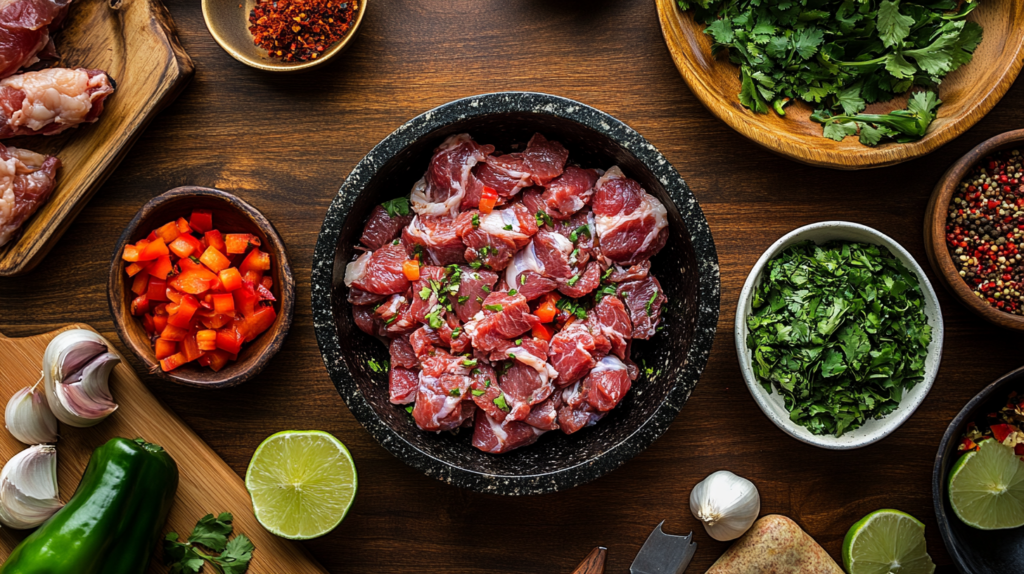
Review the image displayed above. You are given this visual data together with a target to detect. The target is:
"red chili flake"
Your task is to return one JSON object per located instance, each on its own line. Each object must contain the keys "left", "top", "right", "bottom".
{"left": 247, "top": 0, "right": 357, "bottom": 62}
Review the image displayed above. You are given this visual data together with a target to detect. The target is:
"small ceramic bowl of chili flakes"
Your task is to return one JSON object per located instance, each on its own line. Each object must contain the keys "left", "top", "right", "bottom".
{"left": 202, "top": 0, "right": 366, "bottom": 73}
{"left": 925, "top": 129, "right": 1024, "bottom": 331}
{"left": 108, "top": 186, "right": 295, "bottom": 388}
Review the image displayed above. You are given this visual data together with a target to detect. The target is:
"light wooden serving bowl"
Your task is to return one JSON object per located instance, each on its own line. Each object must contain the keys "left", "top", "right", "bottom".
{"left": 655, "top": 0, "right": 1024, "bottom": 170}
{"left": 108, "top": 187, "right": 295, "bottom": 388}
{"left": 924, "top": 129, "right": 1024, "bottom": 331}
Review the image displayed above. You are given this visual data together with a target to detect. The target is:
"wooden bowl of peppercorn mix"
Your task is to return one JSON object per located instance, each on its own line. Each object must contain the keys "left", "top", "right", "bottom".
{"left": 925, "top": 129, "right": 1024, "bottom": 331}
{"left": 202, "top": 0, "right": 365, "bottom": 72}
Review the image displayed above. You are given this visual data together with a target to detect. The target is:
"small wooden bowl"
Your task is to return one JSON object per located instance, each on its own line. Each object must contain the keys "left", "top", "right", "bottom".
{"left": 655, "top": 0, "right": 1024, "bottom": 170}
{"left": 924, "top": 129, "right": 1024, "bottom": 331}
{"left": 202, "top": 0, "right": 365, "bottom": 73}
{"left": 108, "top": 187, "right": 295, "bottom": 388}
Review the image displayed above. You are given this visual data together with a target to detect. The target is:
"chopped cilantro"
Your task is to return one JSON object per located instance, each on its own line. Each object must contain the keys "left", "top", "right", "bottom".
{"left": 481, "top": 285, "right": 491, "bottom": 293}
{"left": 457, "top": 295, "right": 469, "bottom": 304}
{"left": 472, "top": 389, "right": 486, "bottom": 396}
{"left": 570, "top": 224, "right": 591, "bottom": 242}
{"left": 462, "top": 358, "right": 478, "bottom": 367}
{"left": 391, "top": 238, "right": 400, "bottom": 246}
{"left": 595, "top": 283, "right": 617, "bottom": 302}
{"left": 406, "top": 405, "right": 414, "bottom": 414}
{"left": 503, "top": 224, "right": 513, "bottom": 231}
{"left": 483, "top": 304, "right": 503, "bottom": 313}
{"left": 602, "top": 267, "right": 614, "bottom": 280}
{"left": 493, "top": 394, "right": 510, "bottom": 411}
{"left": 451, "top": 327, "right": 462, "bottom": 339}
{"left": 381, "top": 197, "right": 411, "bottom": 218}
{"left": 470, "top": 260, "right": 482, "bottom": 269}
{"left": 368, "top": 358, "right": 389, "bottom": 373}
{"left": 471, "top": 213, "right": 480, "bottom": 228}
{"left": 508, "top": 289, "right": 518, "bottom": 296}
{"left": 419, "top": 286, "right": 432, "bottom": 300}
{"left": 449, "top": 388, "right": 461, "bottom": 397}
{"left": 567, "top": 274, "right": 581, "bottom": 287}
{"left": 520, "top": 274, "right": 527, "bottom": 285}
{"left": 514, "top": 339, "right": 522, "bottom": 346}
{"left": 535, "top": 210, "right": 553, "bottom": 227}
{"left": 645, "top": 290, "right": 660, "bottom": 316}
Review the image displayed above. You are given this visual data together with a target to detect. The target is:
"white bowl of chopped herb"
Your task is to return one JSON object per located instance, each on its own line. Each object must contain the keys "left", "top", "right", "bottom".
{"left": 736, "top": 221, "right": 944, "bottom": 450}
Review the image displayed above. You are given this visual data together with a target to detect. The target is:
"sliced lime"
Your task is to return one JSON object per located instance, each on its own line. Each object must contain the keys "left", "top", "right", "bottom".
{"left": 842, "top": 509, "right": 935, "bottom": 574}
{"left": 245, "top": 430, "right": 357, "bottom": 540}
{"left": 949, "top": 438, "right": 1024, "bottom": 530}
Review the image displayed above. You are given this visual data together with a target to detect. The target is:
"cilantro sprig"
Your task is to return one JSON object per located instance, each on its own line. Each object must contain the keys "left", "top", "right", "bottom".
{"left": 164, "top": 513, "right": 254, "bottom": 574}
{"left": 678, "top": 0, "right": 984, "bottom": 146}
{"left": 746, "top": 241, "right": 932, "bottom": 437}
{"left": 380, "top": 197, "right": 410, "bottom": 219}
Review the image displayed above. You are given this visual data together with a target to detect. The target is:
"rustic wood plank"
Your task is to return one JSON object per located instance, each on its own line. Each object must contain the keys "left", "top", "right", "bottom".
{"left": 0, "top": 1, "right": 1022, "bottom": 572}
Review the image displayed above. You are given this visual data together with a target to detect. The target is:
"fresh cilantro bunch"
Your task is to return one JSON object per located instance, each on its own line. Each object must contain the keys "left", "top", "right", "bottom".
{"left": 164, "top": 513, "right": 254, "bottom": 574}
{"left": 746, "top": 241, "right": 932, "bottom": 437}
{"left": 677, "top": 0, "right": 983, "bottom": 146}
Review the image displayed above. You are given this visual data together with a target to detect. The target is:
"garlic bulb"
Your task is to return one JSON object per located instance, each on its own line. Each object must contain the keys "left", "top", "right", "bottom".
{"left": 5, "top": 384, "right": 58, "bottom": 444}
{"left": 42, "top": 329, "right": 119, "bottom": 428}
{"left": 0, "top": 445, "right": 63, "bottom": 529}
{"left": 690, "top": 470, "right": 760, "bottom": 541}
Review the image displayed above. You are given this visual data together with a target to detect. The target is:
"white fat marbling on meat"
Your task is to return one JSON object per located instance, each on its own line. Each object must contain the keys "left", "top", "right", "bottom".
{"left": 1, "top": 68, "right": 105, "bottom": 133}
{"left": 343, "top": 251, "right": 372, "bottom": 288}
{"left": 505, "top": 240, "right": 546, "bottom": 287}
{"left": 506, "top": 345, "right": 560, "bottom": 384}
{"left": 409, "top": 134, "right": 481, "bottom": 217}
{"left": 590, "top": 355, "right": 627, "bottom": 374}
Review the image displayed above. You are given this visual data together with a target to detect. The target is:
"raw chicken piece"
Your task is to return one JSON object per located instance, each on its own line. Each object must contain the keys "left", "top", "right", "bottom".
{"left": 389, "top": 368, "right": 418, "bottom": 405}
{"left": 590, "top": 294, "right": 632, "bottom": 359}
{"left": 500, "top": 337, "right": 558, "bottom": 421}
{"left": 359, "top": 204, "right": 413, "bottom": 251}
{"left": 0, "top": 0, "right": 71, "bottom": 80}
{"left": 541, "top": 166, "right": 600, "bottom": 219}
{"left": 0, "top": 143, "right": 58, "bottom": 246}
{"left": 472, "top": 411, "right": 545, "bottom": 454}
{"left": 402, "top": 214, "right": 465, "bottom": 266}
{"left": 592, "top": 166, "right": 668, "bottom": 266}
{"left": 522, "top": 133, "right": 568, "bottom": 185}
{"left": 583, "top": 355, "right": 631, "bottom": 411}
{"left": 617, "top": 275, "right": 667, "bottom": 340}
{"left": 452, "top": 267, "right": 498, "bottom": 323}
{"left": 343, "top": 242, "right": 410, "bottom": 296}
{"left": 410, "top": 134, "right": 493, "bottom": 217}
{"left": 0, "top": 68, "right": 114, "bottom": 138}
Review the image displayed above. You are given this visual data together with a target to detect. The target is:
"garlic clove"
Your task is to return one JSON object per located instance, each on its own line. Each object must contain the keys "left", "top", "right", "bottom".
{"left": 43, "top": 330, "right": 119, "bottom": 428}
{"left": 690, "top": 470, "right": 761, "bottom": 542}
{"left": 4, "top": 385, "right": 58, "bottom": 444}
{"left": 0, "top": 444, "right": 63, "bottom": 529}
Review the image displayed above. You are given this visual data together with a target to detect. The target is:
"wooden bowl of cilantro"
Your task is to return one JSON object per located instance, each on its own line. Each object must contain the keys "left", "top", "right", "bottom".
{"left": 735, "top": 221, "right": 944, "bottom": 449}
{"left": 657, "top": 0, "right": 1024, "bottom": 169}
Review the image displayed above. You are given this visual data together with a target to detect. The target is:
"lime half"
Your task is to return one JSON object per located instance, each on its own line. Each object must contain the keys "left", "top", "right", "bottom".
{"left": 245, "top": 430, "right": 358, "bottom": 540}
{"left": 842, "top": 509, "right": 935, "bottom": 574}
{"left": 949, "top": 438, "right": 1024, "bottom": 530}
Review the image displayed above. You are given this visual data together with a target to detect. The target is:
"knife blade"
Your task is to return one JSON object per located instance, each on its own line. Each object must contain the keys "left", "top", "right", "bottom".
{"left": 629, "top": 521, "right": 697, "bottom": 574}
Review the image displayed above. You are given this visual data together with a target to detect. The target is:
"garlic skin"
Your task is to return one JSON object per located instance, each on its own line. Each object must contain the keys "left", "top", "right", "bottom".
{"left": 0, "top": 445, "right": 63, "bottom": 529}
{"left": 42, "top": 329, "right": 119, "bottom": 428}
{"left": 690, "top": 470, "right": 760, "bottom": 541}
{"left": 5, "top": 385, "right": 58, "bottom": 444}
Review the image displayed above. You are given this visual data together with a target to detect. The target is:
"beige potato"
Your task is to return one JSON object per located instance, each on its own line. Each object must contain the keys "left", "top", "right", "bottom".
{"left": 706, "top": 515, "right": 843, "bottom": 574}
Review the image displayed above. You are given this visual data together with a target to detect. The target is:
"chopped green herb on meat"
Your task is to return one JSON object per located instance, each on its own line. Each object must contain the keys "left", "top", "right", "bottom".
{"left": 381, "top": 197, "right": 411, "bottom": 218}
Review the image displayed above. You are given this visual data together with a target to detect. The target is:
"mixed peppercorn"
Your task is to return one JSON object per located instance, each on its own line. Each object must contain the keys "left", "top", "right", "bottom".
{"left": 248, "top": 0, "right": 357, "bottom": 62}
{"left": 960, "top": 389, "right": 1024, "bottom": 461}
{"left": 945, "top": 149, "right": 1024, "bottom": 315}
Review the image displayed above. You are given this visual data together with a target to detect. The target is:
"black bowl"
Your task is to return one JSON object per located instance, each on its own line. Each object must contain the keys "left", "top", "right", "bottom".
{"left": 311, "top": 92, "right": 720, "bottom": 495}
{"left": 934, "top": 366, "right": 1024, "bottom": 572}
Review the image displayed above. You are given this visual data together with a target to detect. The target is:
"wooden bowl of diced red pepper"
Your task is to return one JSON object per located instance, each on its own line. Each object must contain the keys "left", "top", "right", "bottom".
{"left": 108, "top": 186, "right": 295, "bottom": 388}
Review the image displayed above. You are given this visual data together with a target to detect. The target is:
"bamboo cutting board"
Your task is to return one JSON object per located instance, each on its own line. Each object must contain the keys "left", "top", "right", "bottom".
{"left": 0, "top": 0, "right": 194, "bottom": 276}
{"left": 0, "top": 324, "right": 328, "bottom": 574}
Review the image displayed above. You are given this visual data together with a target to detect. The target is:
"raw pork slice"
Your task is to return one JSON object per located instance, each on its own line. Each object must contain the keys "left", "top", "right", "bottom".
{"left": 505, "top": 240, "right": 563, "bottom": 299}
{"left": 402, "top": 214, "right": 465, "bottom": 266}
{"left": 472, "top": 411, "right": 544, "bottom": 454}
{"left": 557, "top": 260, "right": 601, "bottom": 298}
{"left": 0, "top": 68, "right": 115, "bottom": 138}
{"left": 592, "top": 166, "right": 668, "bottom": 266}
{"left": 617, "top": 275, "right": 667, "bottom": 340}
{"left": 0, "top": 0, "right": 71, "bottom": 80}
{"left": 359, "top": 204, "right": 414, "bottom": 251}
{"left": 541, "top": 166, "right": 600, "bottom": 219}
{"left": 410, "top": 134, "right": 493, "bottom": 216}
{"left": 343, "top": 242, "right": 410, "bottom": 296}
{"left": 0, "top": 143, "right": 58, "bottom": 246}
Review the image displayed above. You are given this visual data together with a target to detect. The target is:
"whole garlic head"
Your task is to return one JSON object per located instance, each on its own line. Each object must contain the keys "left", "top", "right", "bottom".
{"left": 42, "top": 329, "right": 119, "bottom": 428}
{"left": 5, "top": 385, "right": 58, "bottom": 444}
{"left": 0, "top": 444, "right": 63, "bottom": 529}
{"left": 690, "top": 470, "right": 760, "bottom": 541}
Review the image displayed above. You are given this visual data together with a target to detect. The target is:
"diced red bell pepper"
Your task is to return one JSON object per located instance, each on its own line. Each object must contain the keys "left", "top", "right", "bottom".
{"left": 239, "top": 249, "right": 271, "bottom": 274}
{"left": 122, "top": 244, "right": 140, "bottom": 262}
{"left": 212, "top": 293, "right": 235, "bottom": 315}
{"left": 535, "top": 293, "right": 560, "bottom": 323}
{"left": 160, "top": 324, "right": 188, "bottom": 342}
{"left": 155, "top": 221, "right": 180, "bottom": 243}
{"left": 200, "top": 313, "right": 233, "bottom": 330}
{"left": 197, "top": 353, "right": 212, "bottom": 367}
{"left": 154, "top": 338, "right": 177, "bottom": 360}
{"left": 169, "top": 268, "right": 218, "bottom": 294}
{"left": 233, "top": 283, "right": 259, "bottom": 317}
{"left": 147, "top": 255, "right": 174, "bottom": 280}
{"left": 189, "top": 209, "right": 213, "bottom": 233}
{"left": 219, "top": 267, "right": 243, "bottom": 291}
{"left": 153, "top": 314, "right": 168, "bottom": 333}
{"left": 160, "top": 352, "right": 189, "bottom": 372}
{"left": 125, "top": 261, "right": 151, "bottom": 277}
{"left": 137, "top": 238, "right": 169, "bottom": 261}
{"left": 153, "top": 303, "right": 168, "bottom": 316}
{"left": 243, "top": 270, "right": 263, "bottom": 285}
{"left": 181, "top": 332, "right": 203, "bottom": 362}
{"left": 142, "top": 313, "right": 156, "bottom": 335}
{"left": 225, "top": 233, "right": 261, "bottom": 254}
{"left": 131, "top": 273, "right": 149, "bottom": 296}
{"left": 199, "top": 246, "right": 231, "bottom": 273}
{"left": 992, "top": 423, "right": 1017, "bottom": 443}
{"left": 531, "top": 322, "right": 553, "bottom": 341}
{"left": 168, "top": 294, "right": 200, "bottom": 328}
{"left": 131, "top": 294, "right": 149, "bottom": 316}
{"left": 216, "top": 325, "right": 245, "bottom": 354}
{"left": 205, "top": 349, "right": 232, "bottom": 372}
{"left": 165, "top": 287, "right": 182, "bottom": 304}
{"left": 175, "top": 217, "right": 191, "bottom": 234}
{"left": 205, "top": 229, "right": 226, "bottom": 253}
{"left": 479, "top": 187, "right": 498, "bottom": 214}
{"left": 402, "top": 259, "right": 420, "bottom": 281}
{"left": 169, "top": 236, "right": 196, "bottom": 259}
{"left": 261, "top": 276, "right": 273, "bottom": 290}
{"left": 960, "top": 438, "right": 979, "bottom": 452}
{"left": 147, "top": 277, "right": 169, "bottom": 302}
{"left": 196, "top": 329, "right": 218, "bottom": 351}
{"left": 178, "top": 256, "right": 204, "bottom": 272}
{"left": 243, "top": 304, "right": 276, "bottom": 341}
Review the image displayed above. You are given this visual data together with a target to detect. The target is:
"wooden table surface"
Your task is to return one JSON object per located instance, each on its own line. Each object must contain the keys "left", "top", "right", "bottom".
{"left": 1, "top": 1, "right": 1020, "bottom": 572}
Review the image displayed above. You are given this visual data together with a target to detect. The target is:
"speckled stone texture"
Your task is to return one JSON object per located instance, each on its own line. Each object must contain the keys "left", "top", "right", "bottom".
{"left": 311, "top": 92, "right": 720, "bottom": 495}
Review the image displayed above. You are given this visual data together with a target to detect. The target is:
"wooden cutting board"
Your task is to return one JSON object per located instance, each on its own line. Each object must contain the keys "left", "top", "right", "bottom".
{"left": 0, "top": 0, "right": 194, "bottom": 276}
{"left": 0, "top": 324, "right": 328, "bottom": 574}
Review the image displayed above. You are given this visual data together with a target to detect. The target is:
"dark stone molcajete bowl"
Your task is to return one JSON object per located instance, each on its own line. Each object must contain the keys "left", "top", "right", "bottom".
{"left": 311, "top": 92, "right": 720, "bottom": 495}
